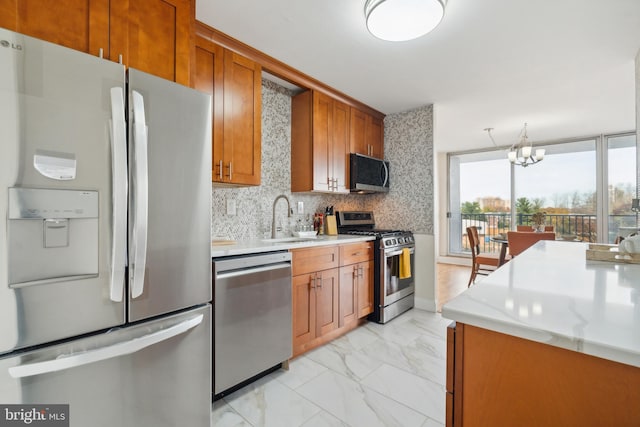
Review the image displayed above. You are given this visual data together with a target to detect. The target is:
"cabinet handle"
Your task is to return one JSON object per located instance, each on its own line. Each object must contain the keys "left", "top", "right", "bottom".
{"left": 218, "top": 160, "right": 223, "bottom": 181}
{"left": 359, "top": 266, "right": 364, "bottom": 278}
{"left": 353, "top": 266, "right": 358, "bottom": 279}
{"left": 316, "top": 272, "right": 323, "bottom": 289}
{"left": 99, "top": 48, "right": 104, "bottom": 59}
{"left": 310, "top": 275, "right": 316, "bottom": 289}
{"left": 228, "top": 162, "right": 232, "bottom": 181}
{"left": 118, "top": 54, "right": 123, "bottom": 65}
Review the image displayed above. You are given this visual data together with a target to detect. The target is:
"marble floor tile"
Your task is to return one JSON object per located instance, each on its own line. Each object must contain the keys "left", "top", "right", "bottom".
{"left": 272, "top": 356, "right": 328, "bottom": 390}
{"left": 360, "top": 363, "right": 446, "bottom": 424}
{"left": 224, "top": 373, "right": 321, "bottom": 427}
{"left": 214, "top": 309, "right": 450, "bottom": 427}
{"left": 300, "top": 410, "right": 349, "bottom": 427}
{"left": 360, "top": 336, "right": 447, "bottom": 386}
{"left": 422, "top": 417, "right": 445, "bottom": 427}
{"left": 297, "top": 370, "right": 426, "bottom": 427}
{"left": 305, "top": 340, "right": 383, "bottom": 381}
{"left": 363, "top": 319, "right": 424, "bottom": 346}
{"left": 211, "top": 399, "right": 252, "bottom": 427}
{"left": 331, "top": 324, "right": 381, "bottom": 350}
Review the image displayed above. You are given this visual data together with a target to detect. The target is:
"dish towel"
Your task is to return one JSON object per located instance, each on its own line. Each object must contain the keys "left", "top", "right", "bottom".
{"left": 399, "top": 247, "right": 411, "bottom": 279}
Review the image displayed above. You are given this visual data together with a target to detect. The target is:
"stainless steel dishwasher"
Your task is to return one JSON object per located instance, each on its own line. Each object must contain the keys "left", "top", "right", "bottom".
{"left": 213, "top": 251, "right": 292, "bottom": 396}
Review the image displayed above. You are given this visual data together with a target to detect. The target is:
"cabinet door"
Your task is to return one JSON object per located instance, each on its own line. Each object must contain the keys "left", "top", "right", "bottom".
{"left": 194, "top": 36, "right": 224, "bottom": 182}
{"left": 293, "top": 274, "right": 316, "bottom": 350}
{"left": 339, "top": 265, "right": 358, "bottom": 327}
{"left": 366, "top": 115, "right": 384, "bottom": 159}
{"left": 349, "top": 108, "right": 367, "bottom": 156}
{"left": 331, "top": 99, "right": 350, "bottom": 193}
{"left": 113, "top": 0, "right": 193, "bottom": 86}
{"left": 357, "top": 261, "right": 374, "bottom": 318}
{"left": 315, "top": 268, "right": 339, "bottom": 337}
{"left": 291, "top": 246, "right": 339, "bottom": 276}
{"left": 312, "top": 92, "right": 332, "bottom": 191}
{"left": 0, "top": 0, "right": 109, "bottom": 57}
{"left": 223, "top": 50, "right": 261, "bottom": 185}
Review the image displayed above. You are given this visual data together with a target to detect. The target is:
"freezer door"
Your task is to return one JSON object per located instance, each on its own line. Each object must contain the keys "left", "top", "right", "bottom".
{"left": 127, "top": 69, "right": 212, "bottom": 321}
{"left": 0, "top": 29, "right": 126, "bottom": 354}
{"left": 0, "top": 305, "right": 211, "bottom": 427}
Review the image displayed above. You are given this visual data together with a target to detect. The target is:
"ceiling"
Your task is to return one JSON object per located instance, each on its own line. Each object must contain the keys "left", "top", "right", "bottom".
{"left": 196, "top": 0, "right": 640, "bottom": 153}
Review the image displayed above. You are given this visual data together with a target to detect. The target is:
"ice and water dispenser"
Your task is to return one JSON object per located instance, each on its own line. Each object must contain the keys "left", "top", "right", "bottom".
{"left": 7, "top": 187, "right": 99, "bottom": 287}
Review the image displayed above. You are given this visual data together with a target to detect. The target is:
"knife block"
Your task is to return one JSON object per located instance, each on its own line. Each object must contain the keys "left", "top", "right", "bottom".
{"left": 325, "top": 215, "right": 337, "bottom": 235}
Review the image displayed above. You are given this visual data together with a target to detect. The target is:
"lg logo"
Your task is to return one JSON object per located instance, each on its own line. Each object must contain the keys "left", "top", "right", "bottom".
{"left": 0, "top": 40, "right": 23, "bottom": 50}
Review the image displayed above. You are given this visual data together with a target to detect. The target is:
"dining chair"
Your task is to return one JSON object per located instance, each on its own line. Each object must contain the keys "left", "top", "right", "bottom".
{"left": 517, "top": 225, "right": 555, "bottom": 232}
{"left": 466, "top": 226, "right": 502, "bottom": 287}
{"left": 507, "top": 231, "right": 555, "bottom": 257}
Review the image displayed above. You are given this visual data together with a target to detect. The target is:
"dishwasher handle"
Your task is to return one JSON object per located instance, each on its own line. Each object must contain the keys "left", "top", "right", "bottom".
{"left": 215, "top": 262, "right": 291, "bottom": 281}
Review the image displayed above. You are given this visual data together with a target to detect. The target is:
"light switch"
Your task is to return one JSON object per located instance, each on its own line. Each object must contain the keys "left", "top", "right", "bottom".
{"left": 297, "top": 201, "right": 304, "bottom": 214}
{"left": 226, "top": 198, "right": 237, "bottom": 216}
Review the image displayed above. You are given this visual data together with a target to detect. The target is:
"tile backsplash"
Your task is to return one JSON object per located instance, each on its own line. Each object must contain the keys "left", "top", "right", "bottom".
{"left": 211, "top": 79, "right": 433, "bottom": 240}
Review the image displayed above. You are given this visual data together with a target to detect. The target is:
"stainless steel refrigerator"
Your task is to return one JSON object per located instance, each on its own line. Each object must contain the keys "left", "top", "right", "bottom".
{"left": 0, "top": 28, "right": 212, "bottom": 426}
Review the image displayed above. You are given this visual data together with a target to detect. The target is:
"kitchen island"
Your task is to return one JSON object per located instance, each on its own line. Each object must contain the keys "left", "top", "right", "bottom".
{"left": 442, "top": 240, "right": 640, "bottom": 427}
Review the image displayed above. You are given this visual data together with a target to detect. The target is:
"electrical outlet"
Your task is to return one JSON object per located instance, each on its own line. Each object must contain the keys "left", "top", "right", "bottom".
{"left": 297, "top": 201, "right": 304, "bottom": 214}
{"left": 226, "top": 198, "right": 237, "bottom": 216}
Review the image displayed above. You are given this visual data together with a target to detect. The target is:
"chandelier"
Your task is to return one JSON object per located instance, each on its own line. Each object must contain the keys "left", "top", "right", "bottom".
{"left": 364, "top": 0, "right": 446, "bottom": 42}
{"left": 485, "top": 123, "right": 545, "bottom": 168}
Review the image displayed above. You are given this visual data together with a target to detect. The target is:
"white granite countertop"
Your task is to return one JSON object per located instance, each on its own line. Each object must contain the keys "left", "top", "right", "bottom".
{"left": 211, "top": 234, "right": 375, "bottom": 258}
{"left": 442, "top": 240, "right": 640, "bottom": 368}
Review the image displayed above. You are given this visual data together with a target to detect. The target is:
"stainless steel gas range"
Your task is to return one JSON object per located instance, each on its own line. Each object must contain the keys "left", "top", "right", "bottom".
{"left": 337, "top": 211, "right": 415, "bottom": 323}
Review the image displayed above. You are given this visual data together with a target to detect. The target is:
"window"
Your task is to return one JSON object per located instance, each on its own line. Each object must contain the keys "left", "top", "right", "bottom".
{"left": 448, "top": 132, "right": 637, "bottom": 256}
{"left": 606, "top": 134, "right": 638, "bottom": 243}
{"left": 514, "top": 139, "right": 597, "bottom": 242}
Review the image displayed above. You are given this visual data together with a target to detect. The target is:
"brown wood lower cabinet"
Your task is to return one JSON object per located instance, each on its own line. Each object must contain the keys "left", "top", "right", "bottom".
{"left": 292, "top": 242, "right": 373, "bottom": 357}
{"left": 292, "top": 269, "right": 340, "bottom": 354}
{"left": 446, "top": 322, "right": 640, "bottom": 427}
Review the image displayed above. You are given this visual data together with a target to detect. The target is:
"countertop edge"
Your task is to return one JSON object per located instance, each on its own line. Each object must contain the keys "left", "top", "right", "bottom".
{"left": 211, "top": 235, "right": 376, "bottom": 258}
{"left": 442, "top": 298, "right": 640, "bottom": 369}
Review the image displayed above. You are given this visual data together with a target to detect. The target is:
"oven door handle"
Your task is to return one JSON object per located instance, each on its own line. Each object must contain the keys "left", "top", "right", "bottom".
{"left": 384, "top": 247, "right": 415, "bottom": 257}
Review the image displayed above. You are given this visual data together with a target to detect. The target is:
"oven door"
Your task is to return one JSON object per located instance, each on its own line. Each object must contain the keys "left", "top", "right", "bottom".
{"left": 381, "top": 245, "right": 415, "bottom": 305}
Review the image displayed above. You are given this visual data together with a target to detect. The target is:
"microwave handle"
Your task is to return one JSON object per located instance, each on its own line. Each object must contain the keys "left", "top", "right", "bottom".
{"left": 381, "top": 161, "right": 389, "bottom": 187}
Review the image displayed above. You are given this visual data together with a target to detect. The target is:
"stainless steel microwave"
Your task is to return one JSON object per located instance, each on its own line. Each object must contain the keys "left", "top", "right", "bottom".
{"left": 349, "top": 153, "right": 390, "bottom": 193}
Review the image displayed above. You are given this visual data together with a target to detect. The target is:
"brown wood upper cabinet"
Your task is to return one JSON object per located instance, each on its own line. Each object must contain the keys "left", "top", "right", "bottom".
{"left": 350, "top": 107, "right": 384, "bottom": 159}
{"left": 194, "top": 35, "right": 261, "bottom": 186}
{"left": 0, "top": 0, "right": 193, "bottom": 86}
{"left": 291, "top": 91, "right": 350, "bottom": 193}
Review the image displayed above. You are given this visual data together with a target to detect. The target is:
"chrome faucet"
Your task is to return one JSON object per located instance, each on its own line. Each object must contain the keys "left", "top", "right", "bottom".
{"left": 271, "top": 195, "right": 291, "bottom": 238}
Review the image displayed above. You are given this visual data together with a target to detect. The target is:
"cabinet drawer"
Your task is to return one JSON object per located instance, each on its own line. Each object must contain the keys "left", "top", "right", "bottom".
{"left": 291, "top": 246, "right": 339, "bottom": 276}
{"left": 339, "top": 242, "right": 373, "bottom": 266}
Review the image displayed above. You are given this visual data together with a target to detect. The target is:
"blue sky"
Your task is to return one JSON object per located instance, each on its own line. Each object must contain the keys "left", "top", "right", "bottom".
{"left": 459, "top": 144, "right": 636, "bottom": 207}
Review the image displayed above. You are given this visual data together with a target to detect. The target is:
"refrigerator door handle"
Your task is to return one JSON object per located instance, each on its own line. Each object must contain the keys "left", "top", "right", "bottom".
{"left": 130, "top": 90, "right": 149, "bottom": 299}
{"left": 109, "top": 87, "right": 128, "bottom": 302}
{"left": 8, "top": 314, "right": 203, "bottom": 379}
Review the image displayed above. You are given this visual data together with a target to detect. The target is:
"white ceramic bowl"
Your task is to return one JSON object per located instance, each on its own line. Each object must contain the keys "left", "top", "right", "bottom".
{"left": 293, "top": 231, "right": 318, "bottom": 238}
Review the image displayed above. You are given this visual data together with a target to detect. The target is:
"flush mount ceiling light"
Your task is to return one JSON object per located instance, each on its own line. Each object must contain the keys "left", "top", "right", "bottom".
{"left": 364, "top": 0, "right": 446, "bottom": 42}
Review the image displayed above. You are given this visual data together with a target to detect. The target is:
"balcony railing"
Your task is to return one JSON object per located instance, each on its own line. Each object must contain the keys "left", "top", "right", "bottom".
{"left": 459, "top": 213, "right": 602, "bottom": 255}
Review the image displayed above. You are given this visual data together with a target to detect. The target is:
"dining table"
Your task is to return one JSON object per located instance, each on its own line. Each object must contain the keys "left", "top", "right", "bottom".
{"left": 490, "top": 235, "right": 509, "bottom": 266}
